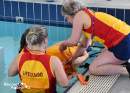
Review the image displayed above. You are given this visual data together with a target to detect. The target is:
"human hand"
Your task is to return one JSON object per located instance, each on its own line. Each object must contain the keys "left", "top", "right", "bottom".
{"left": 73, "top": 57, "right": 84, "bottom": 65}
{"left": 59, "top": 42, "right": 67, "bottom": 52}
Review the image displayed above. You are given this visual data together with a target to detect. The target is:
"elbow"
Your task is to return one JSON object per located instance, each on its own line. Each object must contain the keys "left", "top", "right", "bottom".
{"left": 8, "top": 69, "right": 18, "bottom": 77}
{"left": 8, "top": 68, "right": 13, "bottom": 77}
{"left": 8, "top": 71, "right": 13, "bottom": 77}
{"left": 8, "top": 72, "right": 17, "bottom": 77}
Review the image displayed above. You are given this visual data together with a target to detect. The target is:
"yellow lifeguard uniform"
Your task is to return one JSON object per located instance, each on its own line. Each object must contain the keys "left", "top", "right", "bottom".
{"left": 82, "top": 8, "right": 130, "bottom": 60}
{"left": 18, "top": 48, "right": 56, "bottom": 93}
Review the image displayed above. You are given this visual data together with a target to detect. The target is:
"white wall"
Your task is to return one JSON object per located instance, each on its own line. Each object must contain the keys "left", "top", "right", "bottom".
{"left": 7, "top": 0, "right": 63, "bottom": 3}
{"left": 6, "top": 0, "right": 130, "bottom": 9}
{"left": 84, "top": 0, "right": 130, "bottom": 9}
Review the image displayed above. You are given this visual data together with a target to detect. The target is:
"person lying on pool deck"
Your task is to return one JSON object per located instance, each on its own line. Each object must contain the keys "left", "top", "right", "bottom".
{"left": 46, "top": 42, "right": 89, "bottom": 84}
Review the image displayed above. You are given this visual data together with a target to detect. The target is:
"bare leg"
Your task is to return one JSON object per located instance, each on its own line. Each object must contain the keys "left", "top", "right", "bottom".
{"left": 89, "top": 49, "right": 128, "bottom": 76}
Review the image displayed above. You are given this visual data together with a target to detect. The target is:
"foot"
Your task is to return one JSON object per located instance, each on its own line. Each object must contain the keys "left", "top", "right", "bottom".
{"left": 77, "top": 74, "right": 88, "bottom": 85}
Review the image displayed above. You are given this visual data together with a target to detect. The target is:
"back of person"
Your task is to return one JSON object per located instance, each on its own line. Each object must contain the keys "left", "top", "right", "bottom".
{"left": 18, "top": 26, "right": 57, "bottom": 93}
{"left": 94, "top": 11, "right": 130, "bottom": 35}
{"left": 83, "top": 8, "right": 130, "bottom": 48}
{"left": 18, "top": 48, "right": 56, "bottom": 93}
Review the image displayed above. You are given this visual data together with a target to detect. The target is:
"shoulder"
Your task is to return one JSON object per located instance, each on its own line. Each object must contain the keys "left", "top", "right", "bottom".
{"left": 50, "top": 56, "right": 61, "bottom": 62}
{"left": 73, "top": 10, "right": 91, "bottom": 27}
{"left": 50, "top": 56, "right": 63, "bottom": 71}
{"left": 50, "top": 56, "right": 62, "bottom": 65}
{"left": 74, "top": 10, "right": 90, "bottom": 19}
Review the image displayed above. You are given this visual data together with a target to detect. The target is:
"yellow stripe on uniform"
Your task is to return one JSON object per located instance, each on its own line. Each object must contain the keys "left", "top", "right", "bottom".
{"left": 82, "top": 31, "right": 91, "bottom": 39}
{"left": 95, "top": 12, "right": 130, "bottom": 35}
{"left": 93, "top": 36, "right": 105, "bottom": 44}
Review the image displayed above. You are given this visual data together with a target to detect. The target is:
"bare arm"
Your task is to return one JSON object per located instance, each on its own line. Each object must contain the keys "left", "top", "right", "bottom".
{"left": 60, "top": 11, "right": 91, "bottom": 51}
{"left": 66, "top": 13, "right": 83, "bottom": 46}
{"left": 51, "top": 56, "right": 69, "bottom": 87}
{"left": 8, "top": 55, "right": 19, "bottom": 76}
{"left": 73, "top": 50, "right": 89, "bottom": 65}
{"left": 67, "top": 11, "right": 91, "bottom": 45}
{"left": 71, "top": 34, "right": 92, "bottom": 61}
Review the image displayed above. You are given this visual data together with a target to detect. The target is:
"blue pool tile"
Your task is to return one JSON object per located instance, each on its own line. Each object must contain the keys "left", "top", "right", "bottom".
{"left": 0, "top": 16, "right": 4, "bottom": 21}
{"left": 41, "top": 20, "right": 50, "bottom": 26}
{"left": 64, "top": 19, "right": 66, "bottom": 24}
{"left": 42, "top": 4, "right": 49, "bottom": 21}
{"left": 125, "top": 9, "right": 130, "bottom": 25}
{"left": 25, "top": 18, "right": 35, "bottom": 24}
{"left": 116, "top": 9, "right": 124, "bottom": 21}
{"left": 64, "top": 22, "right": 71, "bottom": 27}
{"left": 19, "top": 2, "right": 26, "bottom": 18}
{"left": 57, "top": 21, "right": 71, "bottom": 27}
{"left": 27, "top": 3, "right": 34, "bottom": 19}
{"left": 50, "top": 20, "right": 58, "bottom": 26}
{"left": 11, "top": 17, "right": 16, "bottom": 22}
{"left": 0, "top": 0, "right": 4, "bottom": 16}
{"left": 34, "top": 20, "right": 42, "bottom": 25}
{"left": 49, "top": 20, "right": 69, "bottom": 27}
{"left": 49, "top": 4, "right": 56, "bottom": 21}
{"left": 98, "top": 8, "right": 107, "bottom": 13}
{"left": 107, "top": 8, "right": 116, "bottom": 16}
{"left": 56, "top": 21, "right": 65, "bottom": 26}
{"left": 12, "top": 1, "right": 19, "bottom": 17}
{"left": 4, "top": 17, "right": 13, "bottom": 22}
{"left": 57, "top": 5, "right": 64, "bottom": 21}
{"left": 24, "top": 19, "right": 32, "bottom": 24}
{"left": 34, "top": 3, "right": 41, "bottom": 20}
{"left": 4, "top": 1, "right": 11, "bottom": 17}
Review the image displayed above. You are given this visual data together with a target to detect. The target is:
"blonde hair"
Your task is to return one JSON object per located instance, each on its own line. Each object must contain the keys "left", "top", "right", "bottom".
{"left": 61, "top": 0, "right": 85, "bottom": 16}
{"left": 26, "top": 25, "right": 48, "bottom": 46}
